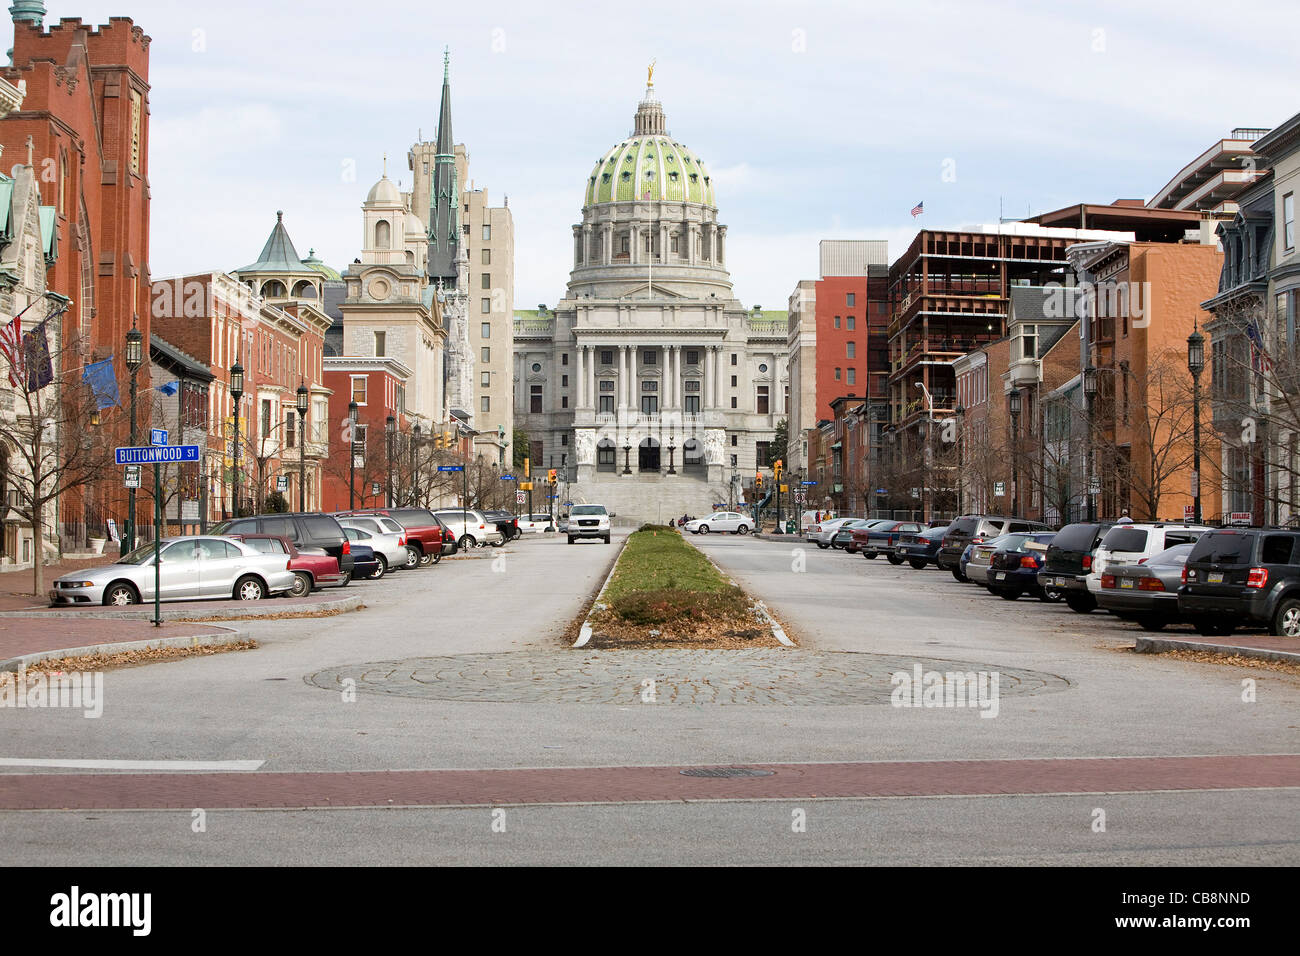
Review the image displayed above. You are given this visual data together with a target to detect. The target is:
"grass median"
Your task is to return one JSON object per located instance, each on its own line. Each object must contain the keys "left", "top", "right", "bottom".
{"left": 585, "top": 524, "right": 784, "bottom": 649}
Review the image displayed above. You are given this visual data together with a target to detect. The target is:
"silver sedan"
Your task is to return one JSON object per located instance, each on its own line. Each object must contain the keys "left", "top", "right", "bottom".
{"left": 49, "top": 536, "right": 295, "bottom": 606}
{"left": 685, "top": 512, "right": 751, "bottom": 535}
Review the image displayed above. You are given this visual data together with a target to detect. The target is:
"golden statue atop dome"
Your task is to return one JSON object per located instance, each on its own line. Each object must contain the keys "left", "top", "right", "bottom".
{"left": 647, "top": 59, "right": 656, "bottom": 87}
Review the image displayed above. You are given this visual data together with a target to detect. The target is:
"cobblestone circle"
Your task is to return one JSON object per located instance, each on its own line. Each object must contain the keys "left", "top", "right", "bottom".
{"left": 306, "top": 650, "right": 1072, "bottom": 706}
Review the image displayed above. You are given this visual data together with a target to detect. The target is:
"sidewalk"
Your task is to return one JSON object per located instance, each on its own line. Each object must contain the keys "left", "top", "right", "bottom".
{"left": 0, "top": 618, "right": 242, "bottom": 671}
{"left": 1135, "top": 632, "right": 1300, "bottom": 665}
{"left": 0, "top": 555, "right": 121, "bottom": 611}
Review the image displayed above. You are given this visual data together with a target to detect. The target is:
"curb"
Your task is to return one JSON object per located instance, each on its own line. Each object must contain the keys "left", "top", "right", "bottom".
{"left": 0, "top": 624, "right": 252, "bottom": 673}
{"left": 574, "top": 537, "right": 631, "bottom": 648}
{"left": 1134, "top": 635, "right": 1300, "bottom": 665}
{"left": 0, "top": 593, "right": 365, "bottom": 622}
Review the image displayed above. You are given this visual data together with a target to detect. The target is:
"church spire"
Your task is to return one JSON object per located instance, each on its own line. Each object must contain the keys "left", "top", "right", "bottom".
{"left": 427, "top": 47, "right": 459, "bottom": 284}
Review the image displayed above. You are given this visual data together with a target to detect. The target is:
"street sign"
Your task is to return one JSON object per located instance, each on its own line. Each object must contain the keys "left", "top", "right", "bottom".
{"left": 564, "top": 501, "right": 573, "bottom": 506}
{"left": 353, "top": 455, "right": 365, "bottom": 468}
{"left": 795, "top": 493, "right": 806, "bottom": 503}
{"left": 123, "top": 465, "right": 141, "bottom": 489}
{"left": 438, "top": 465, "right": 465, "bottom": 472}
{"left": 875, "top": 488, "right": 887, "bottom": 495}
{"left": 1190, "top": 470, "right": 1200, "bottom": 498}
{"left": 1088, "top": 477, "right": 1101, "bottom": 495}
{"left": 371, "top": 482, "right": 381, "bottom": 496}
{"left": 1184, "top": 505, "right": 1195, "bottom": 522}
{"left": 500, "top": 474, "right": 516, "bottom": 481}
{"left": 994, "top": 481, "right": 1006, "bottom": 497}
{"left": 713, "top": 503, "right": 726, "bottom": 509}
{"left": 181, "top": 500, "right": 200, "bottom": 522}
{"left": 276, "top": 476, "right": 289, "bottom": 493}
{"left": 515, "top": 491, "right": 526, "bottom": 504}
{"left": 115, "top": 445, "right": 200, "bottom": 465}
{"left": 1229, "top": 512, "right": 1252, "bottom": 525}
{"left": 150, "top": 428, "right": 168, "bottom": 446}
{"left": 801, "top": 480, "right": 817, "bottom": 486}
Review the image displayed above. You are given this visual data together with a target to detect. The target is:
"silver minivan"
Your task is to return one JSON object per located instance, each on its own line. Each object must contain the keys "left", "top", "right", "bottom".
{"left": 434, "top": 509, "right": 505, "bottom": 549}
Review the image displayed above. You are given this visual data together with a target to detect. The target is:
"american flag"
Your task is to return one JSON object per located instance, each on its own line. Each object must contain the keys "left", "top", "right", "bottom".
{"left": 911, "top": 201, "right": 924, "bottom": 218}
{"left": 0, "top": 316, "right": 21, "bottom": 387}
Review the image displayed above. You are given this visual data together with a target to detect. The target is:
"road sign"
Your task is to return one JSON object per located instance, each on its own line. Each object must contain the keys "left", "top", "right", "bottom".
{"left": 875, "top": 488, "right": 887, "bottom": 495}
{"left": 181, "top": 500, "right": 200, "bottom": 522}
{"left": 438, "top": 465, "right": 464, "bottom": 472}
{"left": 1230, "top": 512, "right": 1252, "bottom": 525}
{"left": 371, "top": 482, "right": 381, "bottom": 496}
{"left": 1088, "top": 477, "right": 1101, "bottom": 495}
{"left": 276, "top": 476, "right": 289, "bottom": 493}
{"left": 150, "top": 428, "right": 168, "bottom": 446}
{"left": 564, "top": 501, "right": 573, "bottom": 506}
{"left": 801, "top": 480, "right": 817, "bottom": 486}
{"left": 500, "top": 474, "right": 516, "bottom": 481}
{"left": 515, "top": 491, "right": 526, "bottom": 504}
{"left": 123, "top": 465, "right": 141, "bottom": 489}
{"left": 994, "top": 481, "right": 1006, "bottom": 497}
{"left": 794, "top": 493, "right": 806, "bottom": 504}
{"left": 1184, "top": 505, "right": 1195, "bottom": 521}
{"left": 115, "top": 445, "right": 199, "bottom": 465}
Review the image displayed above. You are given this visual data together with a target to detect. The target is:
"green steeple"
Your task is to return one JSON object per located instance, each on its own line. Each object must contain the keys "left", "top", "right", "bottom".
{"left": 236, "top": 210, "right": 318, "bottom": 276}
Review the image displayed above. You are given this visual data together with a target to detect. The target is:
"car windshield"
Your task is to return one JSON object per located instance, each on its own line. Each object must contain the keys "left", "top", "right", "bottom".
{"left": 1148, "top": 543, "right": 1194, "bottom": 566}
{"left": 981, "top": 534, "right": 1016, "bottom": 549}
{"left": 344, "top": 527, "right": 371, "bottom": 540}
{"left": 118, "top": 542, "right": 168, "bottom": 565}
{"left": 1101, "top": 527, "right": 1149, "bottom": 553}
{"left": 571, "top": 505, "right": 606, "bottom": 516}
{"left": 1189, "top": 532, "right": 1248, "bottom": 564}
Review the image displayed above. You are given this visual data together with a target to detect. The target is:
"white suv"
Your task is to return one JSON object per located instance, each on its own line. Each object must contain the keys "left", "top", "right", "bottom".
{"left": 1088, "top": 522, "right": 1211, "bottom": 592}
{"left": 568, "top": 504, "right": 612, "bottom": 544}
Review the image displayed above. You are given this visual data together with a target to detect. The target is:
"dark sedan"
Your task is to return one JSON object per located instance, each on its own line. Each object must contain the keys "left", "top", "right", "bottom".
{"left": 985, "top": 532, "right": 1059, "bottom": 601}
{"left": 1098, "top": 543, "right": 1194, "bottom": 630}
{"left": 895, "top": 526, "right": 949, "bottom": 569}
{"left": 852, "top": 520, "right": 925, "bottom": 563}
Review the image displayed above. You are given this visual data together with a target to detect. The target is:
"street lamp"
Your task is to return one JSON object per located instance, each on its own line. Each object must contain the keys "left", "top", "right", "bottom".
{"left": 229, "top": 359, "right": 244, "bottom": 521}
{"left": 385, "top": 415, "right": 396, "bottom": 508}
{"left": 296, "top": 381, "right": 309, "bottom": 512}
{"left": 410, "top": 423, "right": 421, "bottom": 506}
{"left": 123, "top": 322, "right": 143, "bottom": 553}
{"left": 667, "top": 434, "right": 676, "bottom": 475}
{"left": 623, "top": 440, "right": 632, "bottom": 475}
{"left": 1083, "top": 365, "right": 1098, "bottom": 522}
{"left": 1008, "top": 388, "right": 1022, "bottom": 517}
{"left": 1187, "top": 325, "right": 1205, "bottom": 524}
{"left": 348, "top": 400, "right": 358, "bottom": 510}
{"left": 915, "top": 382, "right": 936, "bottom": 522}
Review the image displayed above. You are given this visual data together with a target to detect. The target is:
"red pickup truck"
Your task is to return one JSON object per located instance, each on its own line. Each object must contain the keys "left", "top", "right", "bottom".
{"left": 228, "top": 534, "right": 348, "bottom": 596}
{"left": 336, "top": 508, "right": 456, "bottom": 567}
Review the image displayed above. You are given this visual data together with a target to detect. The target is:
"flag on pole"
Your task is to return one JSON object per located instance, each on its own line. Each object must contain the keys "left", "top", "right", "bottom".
{"left": 22, "top": 320, "right": 53, "bottom": 392}
{"left": 911, "top": 201, "right": 924, "bottom": 217}
{"left": 82, "top": 358, "right": 121, "bottom": 409}
{"left": 158, "top": 380, "right": 180, "bottom": 396}
{"left": 0, "top": 316, "right": 21, "bottom": 387}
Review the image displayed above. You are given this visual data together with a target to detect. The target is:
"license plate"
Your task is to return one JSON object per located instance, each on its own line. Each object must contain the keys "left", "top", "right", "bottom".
{"left": 992, "top": 571, "right": 1003, "bottom": 580}
{"left": 1120, "top": 579, "right": 1134, "bottom": 589}
{"left": 1208, "top": 572, "right": 1224, "bottom": 584}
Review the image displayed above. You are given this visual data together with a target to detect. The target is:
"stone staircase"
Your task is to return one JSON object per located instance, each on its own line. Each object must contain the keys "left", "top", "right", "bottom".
{"left": 565, "top": 474, "right": 735, "bottom": 527}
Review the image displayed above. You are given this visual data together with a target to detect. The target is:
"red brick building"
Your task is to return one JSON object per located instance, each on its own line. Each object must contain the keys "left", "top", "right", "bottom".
{"left": 321, "top": 358, "right": 411, "bottom": 512}
{"left": 1, "top": 8, "right": 152, "bottom": 543}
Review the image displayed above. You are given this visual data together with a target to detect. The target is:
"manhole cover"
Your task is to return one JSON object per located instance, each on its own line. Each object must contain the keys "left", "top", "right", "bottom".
{"left": 680, "top": 767, "right": 774, "bottom": 778}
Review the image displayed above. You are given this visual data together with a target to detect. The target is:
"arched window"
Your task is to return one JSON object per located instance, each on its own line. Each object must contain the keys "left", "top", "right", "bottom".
{"left": 291, "top": 280, "right": 317, "bottom": 299}
{"left": 375, "top": 220, "right": 391, "bottom": 249}
{"left": 261, "top": 280, "right": 286, "bottom": 298}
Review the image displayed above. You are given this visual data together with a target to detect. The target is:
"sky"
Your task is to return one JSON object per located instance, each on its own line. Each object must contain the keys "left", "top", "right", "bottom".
{"left": 17, "top": 0, "right": 1300, "bottom": 310}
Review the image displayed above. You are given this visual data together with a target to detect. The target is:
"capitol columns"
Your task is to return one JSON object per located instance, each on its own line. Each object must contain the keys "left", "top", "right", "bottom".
{"left": 576, "top": 344, "right": 586, "bottom": 408}
{"left": 618, "top": 346, "right": 628, "bottom": 411}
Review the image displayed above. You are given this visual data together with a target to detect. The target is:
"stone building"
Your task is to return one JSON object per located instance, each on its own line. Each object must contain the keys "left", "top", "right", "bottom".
{"left": 513, "top": 76, "right": 787, "bottom": 522}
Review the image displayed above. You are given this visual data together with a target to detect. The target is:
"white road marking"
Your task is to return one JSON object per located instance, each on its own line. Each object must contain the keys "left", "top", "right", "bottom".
{"left": 0, "top": 758, "right": 264, "bottom": 771}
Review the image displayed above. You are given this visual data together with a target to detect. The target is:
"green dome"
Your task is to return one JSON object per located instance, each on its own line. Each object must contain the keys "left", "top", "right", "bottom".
{"left": 301, "top": 248, "right": 342, "bottom": 282}
{"left": 585, "top": 135, "right": 715, "bottom": 207}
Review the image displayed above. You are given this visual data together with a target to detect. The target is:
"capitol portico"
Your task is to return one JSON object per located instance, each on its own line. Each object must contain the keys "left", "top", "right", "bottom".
{"left": 514, "top": 73, "right": 787, "bottom": 517}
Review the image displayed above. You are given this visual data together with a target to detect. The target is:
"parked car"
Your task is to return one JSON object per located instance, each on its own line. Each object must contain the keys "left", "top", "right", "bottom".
{"left": 567, "top": 503, "right": 613, "bottom": 543}
{"left": 434, "top": 508, "right": 505, "bottom": 549}
{"left": 984, "top": 532, "right": 1059, "bottom": 601}
{"left": 830, "top": 518, "right": 879, "bottom": 551}
{"left": 1091, "top": 522, "right": 1211, "bottom": 593}
{"left": 686, "top": 511, "right": 751, "bottom": 535}
{"left": 1179, "top": 528, "right": 1300, "bottom": 637}
{"left": 1036, "top": 521, "right": 1114, "bottom": 614}
{"left": 853, "top": 520, "right": 925, "bottom": 563}
{"left": 1097, "top": 543, "right": 1195, "bottom": 630}
{"left": 482, "top": 510, "right": 520, "bottom": 543}
{"left": 226, "top": 533, "right": 348, "bottom": 597}
{"left": 938, "top": 515, "right": 1053, "bottom": 582}
{"left": 805, "top": 517, "right": 862, "bottom": 549}
{"left": 336, "top": 508, "right": 453, "bottom": 566}
{"left": 965, "top": 534, "right": 1016, "bottom": 586}
{"left": 342, "top": 532, "right": 382, "bottom": 579}
{"left": 558, "top": 515, "right": 570, "bottom": 534}
{"left": 210, "top": 512, "right": 355, "bottom": 577}
{"left": 959, "top": 543, "right": 976, "bottom": 580}
{"left": 49, "top": 536, "right": 295, "bottom": 606}
{"left": 896, "top": 525, "right": 949, "bottom": 569}
{"left": 336, "top": 516, "right": 410, "bottom": 576}
{"left": 518, "top": 513, "right": 555, "bottom": 533}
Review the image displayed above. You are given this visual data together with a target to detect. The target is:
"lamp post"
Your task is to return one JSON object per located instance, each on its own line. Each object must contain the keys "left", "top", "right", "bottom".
{"left": 385, "top": 415, "right": 396, "bottom": 508}
{"left": 348, "top": 400, "right": 358, "bottom": 510}
{"left": 296, "top": 381, "right": 309, "bottom": 512}
{"left": 122, "top": 323, "right": 143, "bottom": 553}
{"left": 667, "top": 434, "right": 676, "bottom": 475}
{"left": 954, "top": 404, "right": 966, "bottom": 516}
{"left": 1009, "top": 388, "right": 1022, "bottom": 517}
{"left": 623, "top": 440, "right": 632, "bottom": 475}
{"left": 916, "top": 382, "right": 936, "bottom": 522}
{"left": 229, "top": 360, "right": 244, "bottom": 521}
{"left": 1187, "top": 325, "right": 1205, "bottom": 524}
{"left": 1083, "top": 366, "right": 1098, "bottom": 522}
{"left": 410, "top": 423, "right": 421, "bottom": 506}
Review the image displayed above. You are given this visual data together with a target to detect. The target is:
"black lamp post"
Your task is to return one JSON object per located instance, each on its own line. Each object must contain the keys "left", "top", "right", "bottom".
{"left": 667, "top": 434, "right": 676, "bottom": 475}
{"left": 1008, "top": 388, "right": 1022, "bottom": 516}
{"left": 229, "top": 360, "right": 244, "bottom": 521}
{"left": 1083, "top": 366, "right": 1097, "bottom": 522}
{"left": 1187, "top": 325, "right": 1205, "bottom": 524}
{"left": 954, "top": 404, "right": 966, "bottom": 516}
{"left": 410, "top": 423, "right": 421, "bottom": 506}
{"left": 623, "top": 440, "right": 632, "bottom": 475}
{"left": 385, "top": 415, "right": 396, "bottom": 508}
{"left": 123, "top": 322, "right": 143, "bottom": 553}
{"left": 348, "top": 400, "right": 358, "bottom": 510}
{"left": 296, "top": 381, "right": 309, "bottom": 512}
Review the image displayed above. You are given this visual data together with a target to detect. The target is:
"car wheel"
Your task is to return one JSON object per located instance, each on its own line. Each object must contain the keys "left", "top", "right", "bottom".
{"left": 998, "top": 588, "right": 1021, "bottom": 601}
{"left": 700, "top": 525, "right": 710, "bottom": 534}
{"left": 1138, "top": 615, "right": 1168, "bottom": 632}
{"left": 104, "top": 582, "right": 139, "bottom": 606}
{"left": 909, "top": 559, "right": 928, "bottom": 570}
{"left": 567, "top": 535, "right": 575, "bottom": 545}
{"left": 371, "top": 556, "right": 387, "bottom": 579}
{"left": 289, "top": 572, "right": 312, "bottom": 598}
{"left": 458, "top": 535, "right": 476, "bottom": 550}
{"left": 1039, "top": 588, "right": 1065, "bottom": 603}
{"left": 737, "top": 525, "right": 749, "bottom": 535}
{"left": 1272, "top": 598, "right": 1300, "bottom": 638}
{"left": 951, "top": 568, "right": 967, "bottom": 583}
{"left": 491, "top": 538, "right": 505, "bottom": 548}
{"left": 863, "top": 552, "right": 877, "bottom": 560}
{"left": 1064, "top": 592, "right": 1097, "bottom": 614}
{"left": 886, "top": 554, "right": 904, "bottom": 566}
{"left": 430, "top": 548, "right": 442, "bottom": 564}
{"left": 603, "top": 535, "right": 611, "bottom": 544}
{"left": 404, "top": 546, "right": 421, "bottom": 570}
{"left": 339, "top": 570, "right": 352, "bottom": 586}
{"left": 235, "top": 575, "right": 266, "bottom": 601}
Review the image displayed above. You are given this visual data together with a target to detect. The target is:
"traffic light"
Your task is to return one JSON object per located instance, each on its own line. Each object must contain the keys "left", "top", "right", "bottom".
{"left": 756, "top": 473, "right": 764, "bottom": 490}
{"left": 774, "top": 459, "right": 783, "bottom": 481}
{"left": 444, "top": 429, "right": 455, "bottom": 449}
{"left": 525, "top": 458, "right": 531, "bottom": 477}
{"left": 547, "top": 469, "right": 557, "bottom": 485}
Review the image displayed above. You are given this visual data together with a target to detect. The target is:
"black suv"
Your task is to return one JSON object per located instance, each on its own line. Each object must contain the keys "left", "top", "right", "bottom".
{"left": 1179, "top": 528, "right": 1300, "bottom": 637}
{"left": 1037, "top": 521, "right": 1114, "bottom": 613}
{"left": 937, "top": 515, "right": 1053, "bottom": 581}
{"left": 211, "top": 512, "right": 354, "bottom": 576}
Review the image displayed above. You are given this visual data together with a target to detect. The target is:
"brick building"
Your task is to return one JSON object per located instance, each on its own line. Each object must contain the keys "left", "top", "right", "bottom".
{"left": 321, "top": 357, "right": 410, "bottom": 513}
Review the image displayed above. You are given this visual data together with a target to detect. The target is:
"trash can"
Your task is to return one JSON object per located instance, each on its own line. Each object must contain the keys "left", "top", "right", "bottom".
{"left": 785, "top": 519, "right": 796, "bottom": 534}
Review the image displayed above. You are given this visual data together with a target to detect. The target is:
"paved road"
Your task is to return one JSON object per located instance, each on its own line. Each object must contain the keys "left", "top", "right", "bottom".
{"left": 1, "top": 530, "right": 1296, "bottom": 865}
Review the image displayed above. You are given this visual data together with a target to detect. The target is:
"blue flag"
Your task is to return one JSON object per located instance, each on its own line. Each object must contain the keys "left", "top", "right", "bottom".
{"left": 158, "top": 380, "right": 179, "bottom": 396}
{"left": 22, "top": 320, "right": 53, "bottom": 392}
{"left": 82, "top": 358, "right": 120, "bottom": 410}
